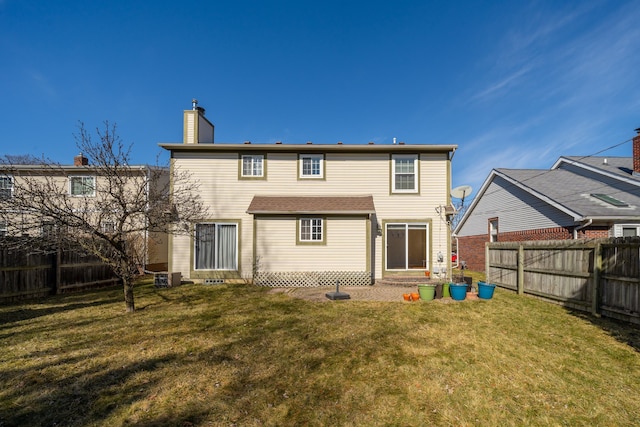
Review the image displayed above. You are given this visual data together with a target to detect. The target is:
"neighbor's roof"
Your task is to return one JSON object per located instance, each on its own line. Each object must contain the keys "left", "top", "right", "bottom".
{"left": 247, "top": 195, "right": 376, "bottom": 214}
{"left": 495, "top": 167, "right": 640, "bottom": 219}
{"left": 553, "top": 156, "right": 640, "bottom": 183}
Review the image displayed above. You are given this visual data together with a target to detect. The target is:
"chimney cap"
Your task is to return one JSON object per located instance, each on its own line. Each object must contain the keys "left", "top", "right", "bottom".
{"left": 635, "top": 128, "right": 640, "bottom": 134}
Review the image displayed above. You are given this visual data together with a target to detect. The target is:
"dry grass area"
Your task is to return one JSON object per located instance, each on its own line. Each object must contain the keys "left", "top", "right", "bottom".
{"left": 1, "top": 281, "right": 639, "bottom": 426}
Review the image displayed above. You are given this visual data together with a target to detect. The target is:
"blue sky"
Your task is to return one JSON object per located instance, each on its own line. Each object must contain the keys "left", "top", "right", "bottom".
{"left": 1, "top": 0, "right": 640, "bottom": 200}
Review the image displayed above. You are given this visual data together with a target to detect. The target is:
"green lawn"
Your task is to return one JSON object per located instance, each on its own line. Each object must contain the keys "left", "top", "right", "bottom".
{"left": 1, "top": 281, "right": 639, "bottom": 426}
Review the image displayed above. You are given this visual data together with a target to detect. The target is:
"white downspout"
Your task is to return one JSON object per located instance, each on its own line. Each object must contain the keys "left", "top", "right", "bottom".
{"left": 573, "top": 218, "right": 592, "bottom": 239}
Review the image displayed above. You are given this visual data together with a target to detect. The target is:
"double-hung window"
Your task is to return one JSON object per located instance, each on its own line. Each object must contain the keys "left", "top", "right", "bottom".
{"left": 70, "top": 176, "right": 95, "bottom": 196}
{"left": 194, "top": 222, "right": 238, "bottom": 270}
{"left": 391, "top": 155, "right": 418, "bottom": 193}
{"left": 241, "top": 154, "right": 264, "bottom": 178}
{"left": 299, "top": 218, "right": 323, "bottom": 243}
{"left": 0, "top": 221, "right": 7, "bottom": 237}
{"left": 299, "top": 154, "right": 324, "bottom": 179}
{"left": 0, "top": 176, "right": 13, "bottom": 199}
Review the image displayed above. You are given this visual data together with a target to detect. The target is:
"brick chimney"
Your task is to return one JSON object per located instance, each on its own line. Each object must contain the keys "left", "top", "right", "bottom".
{"left": 74, "top": 153, "right": 88, "bottom": 166}
{"left": 634, "top": 128, "right": 640, "bottom": 174}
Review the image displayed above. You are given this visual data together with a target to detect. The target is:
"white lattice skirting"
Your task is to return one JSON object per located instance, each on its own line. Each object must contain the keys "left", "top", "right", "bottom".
{"left": 254, "top": 271, "right": 372, "bottom": 287}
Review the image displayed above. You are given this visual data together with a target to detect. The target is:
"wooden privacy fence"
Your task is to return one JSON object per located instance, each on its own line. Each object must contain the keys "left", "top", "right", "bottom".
{"left": 486, "top": 237, "right": 640, "bottom": 325}
{"left": 0, "top": 246, "right": 119, "bottom": 302}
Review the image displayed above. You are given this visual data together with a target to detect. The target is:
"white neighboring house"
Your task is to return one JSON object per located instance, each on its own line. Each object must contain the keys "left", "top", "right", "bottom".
{"left": 160, "top": 103, "right": 457, "bottom": 286}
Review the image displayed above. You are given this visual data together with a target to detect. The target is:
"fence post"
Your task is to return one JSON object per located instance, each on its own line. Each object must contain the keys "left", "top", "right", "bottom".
{"left": 518, "top": 244, "right": 524, "bottom": 295}
{"left": 485, "top": 243, "right": 490, "bottom": 284}
{"left": 55, "top": 247, "right": 62, "bottom": 295}
{"left": 592, "top": 243, "right": 602, "bottom": 316}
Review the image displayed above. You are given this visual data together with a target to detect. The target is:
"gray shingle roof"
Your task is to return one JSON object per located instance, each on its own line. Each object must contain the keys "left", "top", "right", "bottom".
{"left": 495, "top": 166, "right": 640, "bottom": 218}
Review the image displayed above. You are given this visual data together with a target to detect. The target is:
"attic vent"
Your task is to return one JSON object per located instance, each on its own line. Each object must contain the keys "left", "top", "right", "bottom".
{"left": 591, "top": 193, "right": 629, "bottom": 207}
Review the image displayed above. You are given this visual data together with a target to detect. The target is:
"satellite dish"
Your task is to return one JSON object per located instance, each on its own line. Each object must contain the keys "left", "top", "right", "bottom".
{"left": 451, "top": 185, "right": 472, "bottom": 199}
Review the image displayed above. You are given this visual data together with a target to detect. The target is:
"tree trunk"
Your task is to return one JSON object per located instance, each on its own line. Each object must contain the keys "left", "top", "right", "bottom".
{"left": 123, "top": 277, "right": 135, "bottom": 313}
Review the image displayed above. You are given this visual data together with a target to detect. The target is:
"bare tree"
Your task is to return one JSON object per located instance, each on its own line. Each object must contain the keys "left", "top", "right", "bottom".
{"left": 0, "top": 122, "right": 206, "bottom": 312}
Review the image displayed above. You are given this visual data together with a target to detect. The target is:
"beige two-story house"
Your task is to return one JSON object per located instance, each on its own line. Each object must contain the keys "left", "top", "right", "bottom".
{"left": 160, "top": 104, "right": 457, "bottom": 286}
{"left": 0, "top": 155, "right": 169, "bottom": 271}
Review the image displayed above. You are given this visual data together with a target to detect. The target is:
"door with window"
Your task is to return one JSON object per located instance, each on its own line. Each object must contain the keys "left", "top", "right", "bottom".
{"left": 386, "top": 223, "right": 428, "bottom": 270}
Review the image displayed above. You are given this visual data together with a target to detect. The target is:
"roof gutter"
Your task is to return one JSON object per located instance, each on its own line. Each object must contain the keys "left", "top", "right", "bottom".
{"left": 573, "top": 218, "right": 592, "bottom": 239}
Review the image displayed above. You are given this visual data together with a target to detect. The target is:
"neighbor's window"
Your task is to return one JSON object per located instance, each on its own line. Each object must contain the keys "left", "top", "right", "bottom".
{"left": 194, "top": 222, "right": 238, "bottom": 270}
{"left": 41, "top": 222, "right": 56, "bottom": 238}
{"left": 241, "top": 154, "right": 264, "bottom": 177}
{"left": 299, "top": 154, "right": 324, "bottom": 178}
{"left": 0, "top": 176, "right": 13, "bottom": 199}
{"left": 300, "top": 218, "right": 323, "bottom": 242}
{"left": 70, "top": 176, "right": 95, "bottom": 196}
{"left": 101, "top": 221, "right": 115, "bottom": 234}
{"left": 392, "top": 154, "right": 418, "bottom": 193}
{"left": 489, "top": 218, "right": 499, "bottom": 242}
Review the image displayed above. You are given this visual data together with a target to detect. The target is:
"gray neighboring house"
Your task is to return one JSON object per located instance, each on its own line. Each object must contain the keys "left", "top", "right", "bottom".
{"left": 454, "top": 129, "right": 640, "bottom": 271}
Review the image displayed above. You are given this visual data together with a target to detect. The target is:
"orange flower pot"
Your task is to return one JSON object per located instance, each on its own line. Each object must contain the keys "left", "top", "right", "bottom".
{"left": 403, "top": 293, "right": 411, "bottom": 301}
{"left": 411, "top": 292, "right": 420, "bottom": 301}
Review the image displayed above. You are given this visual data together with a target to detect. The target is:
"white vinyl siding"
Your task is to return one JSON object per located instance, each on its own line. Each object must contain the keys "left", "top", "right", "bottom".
{"left": 456, "top": 176, "right": 575, "bottom": 237}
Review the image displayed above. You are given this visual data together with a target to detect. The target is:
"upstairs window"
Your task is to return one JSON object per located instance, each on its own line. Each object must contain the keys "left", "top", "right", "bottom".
{"left": 299, "top": 154, "right": 324, "bottom": 179}
{"left": 241, "top": 154, "right": 264, "bottom": 178}
{"left": 0, "top": 176, "right": 13, "bottom": 199}
{"left": 392, "top": 155, "right": 418, "bottom": 193}
{"left": 70, "top": 176, "right": 95, "bottom": 196}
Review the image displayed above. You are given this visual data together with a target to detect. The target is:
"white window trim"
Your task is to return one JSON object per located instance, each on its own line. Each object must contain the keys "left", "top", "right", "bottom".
{"left": 299, "top": 217, "right": 324, "bottom": 242}
{"left": 69, "top": 175, "right": 96, "bottom": 197}
{"left": 614, "top": 224, "right": 640, "bottom": 237}
{"left": 241, "top": 154, "right": 264, "bottom": 177}
{"left": 299, "top": 154, "right": 324, "bottom": 179}
{"left": 391, "top": 154, "right": 418, "bottom": 193}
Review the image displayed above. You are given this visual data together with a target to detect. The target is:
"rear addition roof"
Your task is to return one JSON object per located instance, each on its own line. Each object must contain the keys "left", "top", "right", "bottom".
{"left": 247, "top": 195, "right": 376, "bottom": 214}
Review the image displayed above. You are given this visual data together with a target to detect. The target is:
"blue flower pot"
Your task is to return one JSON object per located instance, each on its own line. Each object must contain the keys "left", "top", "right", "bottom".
{"left": 449, "top": 283, "right": 467, "bottom": 301}
{"left": 477, "top": 282, "right": 496, "bottom": 299}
